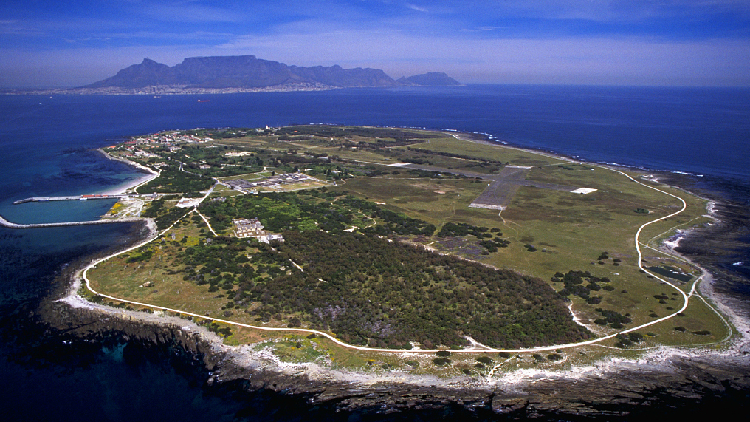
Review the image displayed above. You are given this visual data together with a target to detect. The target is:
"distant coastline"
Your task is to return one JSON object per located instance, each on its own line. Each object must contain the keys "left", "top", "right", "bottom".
{"left": 2, "top": 55, "right": 461, "bottom": 95}
{"left": 2, "top": 83, "right": 338, "bottom": 96}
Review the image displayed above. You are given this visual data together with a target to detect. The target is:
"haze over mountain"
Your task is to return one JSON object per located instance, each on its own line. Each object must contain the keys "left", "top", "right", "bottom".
{"left": 397, "top": 72, "right": 461, "bottom": 86}
{"left": 82, "top": 55, "right": 459, "bottom": 91}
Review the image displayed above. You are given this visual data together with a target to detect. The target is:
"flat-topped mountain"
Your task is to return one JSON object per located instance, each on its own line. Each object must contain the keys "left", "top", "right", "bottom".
{"left": 81, "top": 56, "right": 459, "bottom": 91}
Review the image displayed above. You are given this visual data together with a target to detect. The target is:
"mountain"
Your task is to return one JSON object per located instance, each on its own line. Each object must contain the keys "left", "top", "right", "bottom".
{"left": 397, "top": 72, "right": 461, "bottom": 86}
{"left": 81, "top": 56, "right": 459, "bottom": 91}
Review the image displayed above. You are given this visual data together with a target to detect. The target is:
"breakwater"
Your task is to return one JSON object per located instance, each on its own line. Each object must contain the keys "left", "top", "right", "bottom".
{"left": 0, "top": 214, "right": 140, "bottom": 229}
{"left": 13, "top": 194, "right": 128, "bottom": 205}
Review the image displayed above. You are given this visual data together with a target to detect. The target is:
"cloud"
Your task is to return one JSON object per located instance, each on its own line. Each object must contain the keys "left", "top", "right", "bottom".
{"left": 138, "top": 2, "right": 245, "bottom": 23}
{"left": 212, "top": 28, "right": 750, "bottom": 85}
{"left": 1, "top": 0, "right": 749, "bottom": 87}
{"left": 8, "top": 21, "right": 744, "bottom": 87}
{"left": 405, "top": 3, "right": 428, "bottom": 13}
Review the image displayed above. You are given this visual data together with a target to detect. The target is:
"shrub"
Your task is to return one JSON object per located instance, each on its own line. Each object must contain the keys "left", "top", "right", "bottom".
{"left": 476, "top": 356, "right": 494, "bottom": 365}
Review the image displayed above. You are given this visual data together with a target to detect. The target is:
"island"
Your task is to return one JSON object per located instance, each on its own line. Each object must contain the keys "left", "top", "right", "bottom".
{"left": 23, "top": 125, "right": 746, "bottom": 417}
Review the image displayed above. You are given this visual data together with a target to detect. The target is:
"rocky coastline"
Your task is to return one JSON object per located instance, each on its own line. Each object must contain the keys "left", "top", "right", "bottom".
{"left": 6, "top": 129, "right": 744, "bottom": 417}
{"left": 29, "top": 168, "right": 750, "bottom": 418}
{"left": 37, "top": 264, "right": 750, "bottom": 419}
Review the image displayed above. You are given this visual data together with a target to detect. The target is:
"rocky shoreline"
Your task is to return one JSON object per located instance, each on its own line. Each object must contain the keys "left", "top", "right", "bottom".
{"left": 10, "top": 130, "right": 745, "bottom": 417}
{"left": 38, "top": 269, "right": 750, "bottom": 418}
{"left": 30, "top": 168, "right": 750, "bottom": 418}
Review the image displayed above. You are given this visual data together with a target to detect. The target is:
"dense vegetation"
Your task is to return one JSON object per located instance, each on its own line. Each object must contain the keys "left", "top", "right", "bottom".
{"left": 199, "top": 190, "right": 435, "bottom": 236}
{"left": 177, "top": 231, "right": 590, "bottom": 349}
{"left": 137, "top": 166, "right": 214, "bottom": 194}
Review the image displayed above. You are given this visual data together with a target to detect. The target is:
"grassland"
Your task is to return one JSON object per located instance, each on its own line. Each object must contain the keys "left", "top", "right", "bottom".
{"left": 88, "top": 125, "right": 733, "bottom": 376}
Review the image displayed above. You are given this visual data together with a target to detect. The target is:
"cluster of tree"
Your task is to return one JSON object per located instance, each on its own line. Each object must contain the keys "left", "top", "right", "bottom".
{"left": 438, "top": 222, "right": 493, "bottom": 238}
{"left": 206, "top": 322, "right": 233, "bottom": 338}
{"left": 141, "top": 197, "right": 190, "bottom": 230}
{"left": 137, "top": 167, "right": 214, "bottom": 194}
{"left": 594, "top": 251, "right": 622, "bottom": 266}
{"left": 615, "top": 332, "right": 643, "bottom": 348}
{"left": 176, "top": 230, "right": 590, "bottom": 349}
{"left": 551, "top": 270, "right": 615, "bottom": 304}
{"left": 127, "top": 246, "right": 154, "bottom": 263}
{"left": 439, "top": 222, "right": 508, "bottom": 253}
{"left": 594, "top": 308, "right": 632, "bottom": 329}
{"left": 479, "top": 238, "right": 511, "bottom": 253}
{"left": 337, "top": 196, "right": 435, "bottom": 236}
{"left": 200, "top": 192, "right": 316, "bottom": 233}
{"left": 199, "top": 191, "right": 435, "bottom": 237}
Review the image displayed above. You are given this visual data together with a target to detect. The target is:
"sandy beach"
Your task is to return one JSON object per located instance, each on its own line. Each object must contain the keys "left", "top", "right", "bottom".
{"left": 97, "top": 148, "right": 160, "bottom": 195}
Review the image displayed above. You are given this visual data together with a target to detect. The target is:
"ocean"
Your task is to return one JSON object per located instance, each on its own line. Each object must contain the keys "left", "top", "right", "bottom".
{"left": 1, "top": 85, "right": 749, "bottom": 420}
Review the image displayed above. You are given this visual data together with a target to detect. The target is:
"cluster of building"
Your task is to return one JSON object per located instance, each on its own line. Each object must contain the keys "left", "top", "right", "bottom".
{"left": 224, "top": 172, "right": 317, "bottom": 193}
{"left": 133, "top": 132, "right": 213, "bottom": 145}
{"left": 224, "top": 151, "right": 254, "bottom": 157}
{"left": 233, "top": 218, "right": 284, "bottom": 243}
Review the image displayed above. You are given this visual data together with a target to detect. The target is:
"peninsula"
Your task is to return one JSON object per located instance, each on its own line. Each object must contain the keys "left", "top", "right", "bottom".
{"left": 23, "top": 125, "right": 746, "bottom": 416}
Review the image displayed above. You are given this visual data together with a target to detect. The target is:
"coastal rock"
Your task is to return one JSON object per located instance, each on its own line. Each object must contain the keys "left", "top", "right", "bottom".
{"left": 31, "top": 182, "right": 750, "bottom": 419}
{"left": 39, "top": 281, "right": 750, "bottom": 418}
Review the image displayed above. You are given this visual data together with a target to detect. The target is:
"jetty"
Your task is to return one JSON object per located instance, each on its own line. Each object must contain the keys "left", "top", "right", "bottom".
{"left": 13, "top": 194, "right": 127, "bottom": 205}
{"left": 0, "top": 214, "right": 142, "bottom": 229}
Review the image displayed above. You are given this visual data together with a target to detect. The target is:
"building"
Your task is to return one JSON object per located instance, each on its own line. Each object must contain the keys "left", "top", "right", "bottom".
{"left": 233, "top": 218, "right": 265, "bottom": 238}
{"left": 233, "top": 218, "right": 284, "bottom": 243}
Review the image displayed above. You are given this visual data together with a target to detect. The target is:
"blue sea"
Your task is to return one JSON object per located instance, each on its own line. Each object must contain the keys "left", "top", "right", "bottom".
{"left": 1, "top": 85, "right": 749, "bottom": 420}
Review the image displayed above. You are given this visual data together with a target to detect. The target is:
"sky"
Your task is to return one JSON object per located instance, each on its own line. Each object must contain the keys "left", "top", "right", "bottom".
{"left": 2, "top": 0, "right": 750, "bottom": 87}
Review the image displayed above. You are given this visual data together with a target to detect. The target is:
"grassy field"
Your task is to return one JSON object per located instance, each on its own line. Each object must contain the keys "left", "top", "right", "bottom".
{"left": 87, "top": 126, "right": 733, "bottom": 375}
